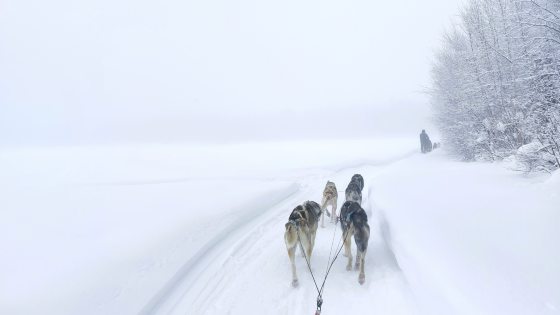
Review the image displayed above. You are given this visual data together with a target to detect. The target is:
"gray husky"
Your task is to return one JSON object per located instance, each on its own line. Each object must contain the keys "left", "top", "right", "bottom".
{"left": 284, "top": 201, "right": 322, "bottom": 287}
{"left": 345, "top": 174, "right": 364, "bottom": 205}
{"left": 340, "top": 201, "right": 370, "bottom": 285}
{"left": 350, "top": 174, "right": 364, "bottom": 191}
{"left": 320, "top": 181, "right": 338, "bottom": 227}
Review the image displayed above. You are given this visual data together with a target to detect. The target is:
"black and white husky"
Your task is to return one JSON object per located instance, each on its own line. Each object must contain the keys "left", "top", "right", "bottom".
{"left": 345, "top": 174, "right": 364, "bottom": 205}
{"left": 284, "top": 201, "right": 322, "bottom": 287}
{"left": 340, "top": 201, "right": 370, "bottom": 285}
{"left": 320, "top": 181, "right": 338, "bottom": 227}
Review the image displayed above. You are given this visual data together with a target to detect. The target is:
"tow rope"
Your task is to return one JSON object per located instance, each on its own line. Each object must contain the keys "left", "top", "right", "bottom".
{"left": 295, "top": 219, "right": 351, "bottom": 314}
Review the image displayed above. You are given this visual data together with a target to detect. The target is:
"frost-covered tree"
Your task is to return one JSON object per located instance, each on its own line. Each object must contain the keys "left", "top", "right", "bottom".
{"left": 430, "top": 0, "right": 560, "bottom": 172}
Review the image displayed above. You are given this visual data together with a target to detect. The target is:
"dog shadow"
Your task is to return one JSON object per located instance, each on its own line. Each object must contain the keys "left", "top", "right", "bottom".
{"left": 366, "top": 195, "right": 402, "bottom": 279}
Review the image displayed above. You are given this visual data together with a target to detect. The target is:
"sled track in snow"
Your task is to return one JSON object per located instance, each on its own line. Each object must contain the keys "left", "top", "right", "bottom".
{"left": 139, "top": 151, "right": 417, "bottom": 315}
{"left": 139, "top": 185, "right": 302, "bottom": 315}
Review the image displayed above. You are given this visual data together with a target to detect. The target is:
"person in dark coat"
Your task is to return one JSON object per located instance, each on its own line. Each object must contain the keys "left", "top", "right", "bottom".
{"left": 420, "top": 129, "right": 432, "bottom": 153}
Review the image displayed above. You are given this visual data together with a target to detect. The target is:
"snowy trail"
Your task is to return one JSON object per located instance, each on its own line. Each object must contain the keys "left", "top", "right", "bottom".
{"left": 138, "top": 184, "right": 302, "bottom": 315}
{"left": 1, "top": 139, "right": 428, "bottom": 315}
{"left": 3, "top": 142, "right": 558, "bottom": 314}
{"left": 140, "top": 150, "right": 560, "bottom": 315}
{"left": 142, "top": 155, "right": 419, "bottom": 315}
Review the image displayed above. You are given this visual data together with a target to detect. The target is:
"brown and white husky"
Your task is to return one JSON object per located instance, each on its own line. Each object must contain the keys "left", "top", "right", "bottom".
{"left": 284, "top": 201, "right": 322, "bottom": 287}
{"left": 320, "top": 181, "right": 338, "bottom": 227}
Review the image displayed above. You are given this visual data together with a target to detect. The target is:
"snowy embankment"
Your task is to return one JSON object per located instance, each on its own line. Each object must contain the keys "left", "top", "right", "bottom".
{"left": 0, "top": 138, "right": 415, "bottom": 315}
{"left": 373, "top": 152, "right": 560, "bottom": 314}
{"left": 162, "top": 150, "right": 560, "bottom": 315}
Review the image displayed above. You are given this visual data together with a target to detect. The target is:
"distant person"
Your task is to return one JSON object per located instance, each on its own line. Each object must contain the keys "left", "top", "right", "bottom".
{"left": 420, "top": 129, "right": 432, "bottom": 153}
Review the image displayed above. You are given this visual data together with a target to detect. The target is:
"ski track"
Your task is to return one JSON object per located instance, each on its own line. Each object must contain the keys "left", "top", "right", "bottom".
{"left": 141, "top": 154, "right": 420, "bottom": 315}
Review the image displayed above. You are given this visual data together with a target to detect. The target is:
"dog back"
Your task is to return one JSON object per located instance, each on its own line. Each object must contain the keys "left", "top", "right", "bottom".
{"left": 351, "top": 174, "right": 364, "bottom": 192}
{"left": 351, "top": 209, "right": 370, "bottom": 252}
{"left": 340, "top": 201, "right": 360, "bottom": 232}
{"left": 345, "top": 181, "right": 362, "bottom": 204}
{"left": 340, "top": 201, "right": 369, "bottom": 251}
{"left": 303, "top": 200, "right": 321, "bottom": 228}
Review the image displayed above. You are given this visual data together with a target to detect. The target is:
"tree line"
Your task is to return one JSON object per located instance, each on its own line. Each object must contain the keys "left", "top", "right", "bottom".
{"left": 430, "top": 0, "right": 560, "bottom": 172}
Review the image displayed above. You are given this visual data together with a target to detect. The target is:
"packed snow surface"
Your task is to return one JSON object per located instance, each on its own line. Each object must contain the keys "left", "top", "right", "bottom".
{"left": 1, "top": 138, "right": 558, "bottom": 314}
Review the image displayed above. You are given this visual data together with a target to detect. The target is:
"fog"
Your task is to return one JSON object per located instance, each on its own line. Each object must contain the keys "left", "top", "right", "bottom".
{"left": 0, "top": 0, "right": 463, "bottom": 146}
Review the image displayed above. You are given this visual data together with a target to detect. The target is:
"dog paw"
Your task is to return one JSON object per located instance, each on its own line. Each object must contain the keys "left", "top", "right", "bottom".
{"left": 358, "top": 274, "right": 365, "bottom": 285}
{"left": 346, "top": 264, "right": 352, "bottom": 271}
{"left": 292, "top": 279, "right": 299, "bottom": 288}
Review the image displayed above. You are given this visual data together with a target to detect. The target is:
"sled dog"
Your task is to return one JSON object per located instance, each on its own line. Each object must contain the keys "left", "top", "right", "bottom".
{"left": 320, "top": 181, "right": 338, "bottom": 227}
{"left": 340, "top": 201, "right": 370, "bottom": 285}
{"left": 345, "top": 175, "right": 363, "bottom": 205}
{"left": 350, "top": 174, "right": 364, "bottom": 192}
{"left": 284, "top": 200, "right": 322, "bottom": 287}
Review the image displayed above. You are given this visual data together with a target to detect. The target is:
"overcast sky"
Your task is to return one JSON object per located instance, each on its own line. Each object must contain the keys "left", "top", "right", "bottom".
{"left": 0, "top": 0, "right": 463, "bottom": 146}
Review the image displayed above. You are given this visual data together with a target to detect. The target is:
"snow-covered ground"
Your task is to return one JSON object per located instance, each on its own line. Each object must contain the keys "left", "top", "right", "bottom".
{"left": 1, "top": 138, "right": 558, "bottom": 314}
{"left": 372, "top": 153, "right": 560, "bottom": 314}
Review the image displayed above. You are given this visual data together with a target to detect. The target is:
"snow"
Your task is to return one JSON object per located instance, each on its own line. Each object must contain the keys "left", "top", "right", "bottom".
{"left": 373, "top": 152, "right": 560, "bottom": 314}
{"left": 517, "top": 141, "right": 544, "bottom": 155}
{"left": 1, "top": 139, "right": 559, "bottom": 314}
{"left": 496, "top": 121, "right": 506, "bottom": 132}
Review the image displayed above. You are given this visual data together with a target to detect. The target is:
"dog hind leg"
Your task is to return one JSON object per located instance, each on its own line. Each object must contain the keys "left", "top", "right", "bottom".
{"left": 358, "top": 249, "right": 366, "bottom": 285}
{"left": 344, "top": 229, "right": 353, "bottom": 271}
{"left": 287, "top": 245, "right": 298, "bottom": 287}
{"left": 320, "top": 196, "right": 327, "bottom": 228}
{"left": 299, "top": 242, "right": 305, "bottom": 257}
{"left": 331, "top": 198, "right": 338, "bottom": 223}
{"left": 310, "top": 230, "right": 317, "bottom": 255}
{"left": 305, "top": 234, "right": 313, "bottom": 263}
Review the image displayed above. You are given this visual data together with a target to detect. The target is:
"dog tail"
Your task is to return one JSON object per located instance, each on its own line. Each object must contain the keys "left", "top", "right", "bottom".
{"left": 285, "top": 222, "right": 294, "bottom": 231}
{"left": 356, "top": 225, "right": 370, "bottom": 252}
{"left": 284, "top": 223, "right": 298, "bottom": 246}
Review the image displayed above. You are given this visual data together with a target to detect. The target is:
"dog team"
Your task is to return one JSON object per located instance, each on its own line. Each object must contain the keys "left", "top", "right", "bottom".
{"left": 284, "top": 174, "right": 370, "bottom": 287}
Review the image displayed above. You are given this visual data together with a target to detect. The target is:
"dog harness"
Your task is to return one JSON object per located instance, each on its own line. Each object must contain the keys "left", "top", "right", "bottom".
{"left": 343, "top": 209, "right": 356, "bottom": 225}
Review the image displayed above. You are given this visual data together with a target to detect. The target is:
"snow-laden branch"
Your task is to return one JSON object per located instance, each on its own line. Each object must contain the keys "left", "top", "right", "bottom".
{"left": 430, "top": 0, "right": 560, "bottom": 172}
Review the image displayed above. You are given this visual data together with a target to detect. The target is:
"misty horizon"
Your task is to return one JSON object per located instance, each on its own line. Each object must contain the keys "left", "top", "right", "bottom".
{"left": 0, "top": 0, "right": 460, "bottom": 147}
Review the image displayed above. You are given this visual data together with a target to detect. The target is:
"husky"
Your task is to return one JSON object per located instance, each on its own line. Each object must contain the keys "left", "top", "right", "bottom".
{"left": 345, "top": 180, "right": 363, "bottom": 205}
{"left": 320, "top": 181, "right": 338, "bottom": 227}
{"left": 340, "top": 201, "right": 370, "bottom": 285}
{"left": 284, "top": 201, "right": 322, "bottom": 287}
{"left": 350, "top": 174, "right": 364, "bottom": 192}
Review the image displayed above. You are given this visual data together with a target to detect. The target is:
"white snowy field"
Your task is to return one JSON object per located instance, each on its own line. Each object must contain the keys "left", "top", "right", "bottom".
{"left": 1, "top": 138, "right": 559, "bottom": 315}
